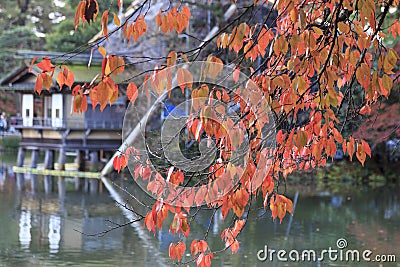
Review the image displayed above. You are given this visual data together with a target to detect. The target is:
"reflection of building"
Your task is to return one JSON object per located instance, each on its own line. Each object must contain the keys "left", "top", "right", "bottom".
{"left": 48, "top": 215, "right": 61, "bottom": 253}
{"left": 0, "top": 51, "right": 132, "bottom": 173}
{"left": 18, "top": 210, "right": 31, "bottom": 250}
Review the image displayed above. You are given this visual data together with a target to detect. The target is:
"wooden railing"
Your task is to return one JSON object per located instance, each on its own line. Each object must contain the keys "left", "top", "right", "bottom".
{"left": 10, "top": 117, "right": 123, "bottom": 130}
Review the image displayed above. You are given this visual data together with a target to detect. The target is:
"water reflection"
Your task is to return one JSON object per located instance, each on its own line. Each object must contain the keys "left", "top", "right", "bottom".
{"left": 0, "top": 166, "right": 399, "bottom": 266}
{"left": 18, "top": 210, "right": 31, "bottom": 250}
{"left": 48, "top": 215, "right": 61, "bottom": 254}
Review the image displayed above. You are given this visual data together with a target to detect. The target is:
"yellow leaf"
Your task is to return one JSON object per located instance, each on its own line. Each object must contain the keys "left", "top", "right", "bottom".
{"left": 295, "top": 76, "right": 306, "bottom": 95}
{"left": 312, "top": 26, "right": 323, "bottom": 36}
{"left": 113, "top": 12, "right": 120, "bottom": 27}
{"left": 383, "top": 48, "right": 399, "bottom": 73}
{"left": 382, "top": 74, "right": 393, "bottom": 95}
{"left": 295, "top": 130, "right": 308, "bottom": 148}
{"left": 98, "top": 46, "right": 106, "bottom": 58}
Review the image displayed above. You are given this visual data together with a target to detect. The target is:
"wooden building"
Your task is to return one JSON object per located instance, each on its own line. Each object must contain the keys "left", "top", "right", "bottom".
{"left": 0, "top": 51, "right": 132, "bottom": 171}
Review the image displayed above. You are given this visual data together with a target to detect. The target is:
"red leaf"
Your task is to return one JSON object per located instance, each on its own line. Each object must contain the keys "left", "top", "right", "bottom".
{"left": 113, "top": 155, "right": 121, "bottom": 173}
{"left": 361, "top": 139, "right": 371, "bottom": 157}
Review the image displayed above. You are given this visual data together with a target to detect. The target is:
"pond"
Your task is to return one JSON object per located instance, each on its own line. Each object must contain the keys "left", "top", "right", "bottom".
{"left": 0, "top": 162, "right": 399, "bottom": 266}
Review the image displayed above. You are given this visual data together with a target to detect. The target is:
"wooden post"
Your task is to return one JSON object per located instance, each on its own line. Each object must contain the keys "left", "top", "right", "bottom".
{"left": 89, "top": 151, "right": 99, "bottom": 171}
{"left": 31, "top": 149, "right": 38, "bottom": 168}
{"left": 17, "top": 147, "right": 25, "bottom": 167}
{"left": 76, "top": 150, "right": 86, "bottom": 171}
{"left": 44, "top": 150, "right": 54, "bottom": 169}
{"left": 58, "top": 148, "right": 66, "bottom": 170}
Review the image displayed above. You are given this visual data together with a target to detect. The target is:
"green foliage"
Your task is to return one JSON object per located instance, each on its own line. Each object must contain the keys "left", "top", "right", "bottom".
{"left": 68, "top": 0, "right": 124, "bottom": 14}
{"left": 0, "top": 26, "right": 40, "bottom": 79}
{"left": 45, "top": 19, "right": 101, "bottom": 52}
{"left": 0, "top": 135, "right": 21, "bottom": 149}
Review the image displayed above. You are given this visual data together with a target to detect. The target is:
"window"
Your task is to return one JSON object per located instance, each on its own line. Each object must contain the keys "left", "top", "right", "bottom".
{"left": 55, "top": 109, "right": 60, "bottom": 118}
{"left": 26, "top": 109, "right": 30, "bottom": 117}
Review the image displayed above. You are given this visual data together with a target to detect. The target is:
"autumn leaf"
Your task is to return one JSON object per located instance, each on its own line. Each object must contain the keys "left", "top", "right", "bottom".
{"left": 126, "top": 82, "right": 138, "bottom": 105}
{"left": 295, "top": 130, "right": 308, "bottom": 148}
{"left": 36, "top": 57, "right": 55, "bottom": 73}
{"left": 74, "top": 0, "right": 99, "bottom": 29}
{"left": 167, "top": 51, "right": 177, "bottom": 67}
{"left": 169, "top": 242, "right": 186, "bottom": 262}
{"left": 34, "top": 74, "right": 43, "bottom": 94}
{"left": 101, "top": 11, "right": 109, "bottom": 39}
{"left": 177, "top": 68, "right": 193, "bottom": 92}
{"left": 112, "top": 12, "right": 120, "bottom": 27}
{"left": 356, "top": 143, "right": 367, "bottom": 166}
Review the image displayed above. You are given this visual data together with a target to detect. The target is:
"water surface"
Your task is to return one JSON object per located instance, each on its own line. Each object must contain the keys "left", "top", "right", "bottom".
{"left": 0, "top": 164, "right": 399, "bottom": 267}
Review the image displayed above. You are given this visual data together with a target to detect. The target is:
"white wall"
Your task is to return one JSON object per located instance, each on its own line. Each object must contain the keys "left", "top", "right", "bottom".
{"left": 51, "top": 94, "right": 63, "bottom": 127}
{"left": 22, "top": 94, "right": 33, "bottom": 127}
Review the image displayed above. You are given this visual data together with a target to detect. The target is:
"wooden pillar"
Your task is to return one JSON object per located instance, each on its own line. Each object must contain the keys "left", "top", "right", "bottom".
{"left": 44, "top": 150, "right": 54, "bottom": 169}
{"left": 44, "top": 175, "right": 53, "bottom": 194}
{"left": 16, "top": 173, "right": 25, "bottom": 190}
{"left": 17, "top": 147, "right": 25, "bottom": 167}
{"left": 31, "top": 149, "right": 38, "bottom": 168}
{"left": 58, "top": 148, "right": 66, "bottom": 170}
{"left": 76, "top": 150, "right": 85, "bottom": 171}
{"left": 89, "top": 151, "right": 99, "bottom": 171}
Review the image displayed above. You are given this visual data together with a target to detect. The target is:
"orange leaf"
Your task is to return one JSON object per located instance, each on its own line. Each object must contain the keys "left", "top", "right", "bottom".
{"left": 98, "top": 46, "right": 106, "bottom": 58}
{"left": 126, "top": 82, "right": 138, "bottom": 105}
{"left": 97, "top": 80, "right": 113, "bottom": 111}
{"left": 36, "top": 57, "right": 54, "bottom": 72}
{"left": 361, "top": 140, "right": 371, "bottom": 157}
{"left": 347, "top": 137, "right": 355, "bottom": 161}
{"left": 34, "top": 74, "right": 43, "bottom": 94}
{"left": 29, "top": 56, "right": 38, "bottom": 72}
{"left": 101, "top": 11, "right": 109, "bottom": 39}
{"left": 356, "top": 143, "right": 366, "bottom": 166}
{"left": 57, "top": 71, "right": 66, "bottom": 89}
